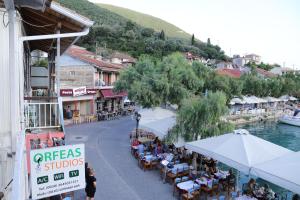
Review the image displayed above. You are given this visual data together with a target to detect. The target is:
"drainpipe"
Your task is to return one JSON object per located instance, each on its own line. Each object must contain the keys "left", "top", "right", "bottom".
{"left": 4, "top": 0, "right": 20, "bottom": 199}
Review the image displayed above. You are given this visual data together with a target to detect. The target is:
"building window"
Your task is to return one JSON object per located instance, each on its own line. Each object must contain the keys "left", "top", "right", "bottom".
{"left": 69, "top": 71, "right": 75, "bottom": 76}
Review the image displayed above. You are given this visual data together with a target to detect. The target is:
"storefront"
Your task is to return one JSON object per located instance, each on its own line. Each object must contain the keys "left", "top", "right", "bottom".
{"left": 96, "top": 89, "right": 127, "bottom": 113}
{"left": 60, "top": 87, "right": 97, "bottom": 119}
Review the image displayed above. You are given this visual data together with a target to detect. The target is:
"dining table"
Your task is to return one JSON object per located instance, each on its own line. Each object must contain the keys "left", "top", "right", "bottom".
{"left": 235, "top": 195, "right": 258, "bottom": 200}
{"left": 167, "top": 163, "right": 189, "bottom": 174}
{"left": 177, "top": 180, "right": 200, "bottom": 192}
{"left": 214, "top": 170, "right": 229, "bottom": 179}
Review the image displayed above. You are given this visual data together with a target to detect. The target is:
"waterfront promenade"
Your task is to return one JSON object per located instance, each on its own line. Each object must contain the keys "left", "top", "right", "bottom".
{"left": 65, "top": 116, "right": 176, "bottom": 200}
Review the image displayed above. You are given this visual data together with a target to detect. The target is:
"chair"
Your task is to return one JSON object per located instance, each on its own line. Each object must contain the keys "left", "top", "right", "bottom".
{"left": 173, "top": 178, "right": 182, "bottom": 196}
{"left": 182, "top": 192, "right": 194, "bottom": 200}
{"left": 166, "top": 169, "right": 178, "bottom": 184}
{"left": 143, "top": 161, "right": 151, "bottom": 171}
{"left": 201, "top": 179, "right": 214, "bottom": 197}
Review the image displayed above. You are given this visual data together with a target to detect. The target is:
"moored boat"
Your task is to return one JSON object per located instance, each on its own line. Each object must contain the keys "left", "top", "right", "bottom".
{"left": 278, "top": 109, "right": 300, "bottom": 127}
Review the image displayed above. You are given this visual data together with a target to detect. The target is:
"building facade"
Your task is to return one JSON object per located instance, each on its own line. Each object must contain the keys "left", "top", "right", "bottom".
{"left": 59, "top": 46, "right": 129, "bottom": 123}
{"left": 0, "top": 1, "right": 93, "bottom": 199}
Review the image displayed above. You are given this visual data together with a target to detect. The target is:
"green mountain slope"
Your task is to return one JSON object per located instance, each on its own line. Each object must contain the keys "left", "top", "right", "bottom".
{"left": 57, "top": 0, "right": 227, "bottom": 60}
{"left": 97, "top": 3, "right": 191, "bottom": 40}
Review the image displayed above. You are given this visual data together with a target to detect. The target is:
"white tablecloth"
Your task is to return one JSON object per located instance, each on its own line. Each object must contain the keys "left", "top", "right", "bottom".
{"left": 235, "top": 195, "right": 257, "bottom": 200}
{"left": 177, "top": 180, "right": 199, "bottom": 191}
{"left": 168, "top": 163, "right": 189, "bottom": 174}
{"left": 214, "top": 170, "right": 229, "bottom": 179}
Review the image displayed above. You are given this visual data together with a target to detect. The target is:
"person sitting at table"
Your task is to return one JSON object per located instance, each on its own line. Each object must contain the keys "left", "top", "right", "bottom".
{"left": 292, "top": 194, "right": 300, "bottom": 200}
{"left": 156, "top": 143, "right": 162, "bottom": 155}
{"left": 245, "top": 178, "right": 257, "bottom": 197}
{"left": 137, "top": 142, "right": 145, "bottom": 156}
{"left": 263, "top": 184, "right": 275, "bottom": 200}
{"left": 225, "top": 168, "right": 236, "bottom": 194}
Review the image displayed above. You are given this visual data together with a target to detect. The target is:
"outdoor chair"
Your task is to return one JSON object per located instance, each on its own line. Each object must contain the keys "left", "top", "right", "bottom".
{"left": 143, "top": 160, "right": 152, "bottom": 171}
{"left": 201, "top": 179, "right": 215, "bottom": 197}
{"left": 182, "top": 189, "right": 200, "bottom": 200}
{"left": 166, "top": 169, "right": 178, "bottom": 184}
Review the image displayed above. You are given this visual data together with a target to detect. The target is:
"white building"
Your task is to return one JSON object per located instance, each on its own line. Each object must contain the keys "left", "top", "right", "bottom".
{"left": 270, "top": 67, "right": 299, "bottom": 76}
{"left": 216, "top": 61, "right": 233, "bottom": 69}
{"left": 245, "top": 54, "right": 261, "bottom": 64}
{"left": 0, "top": 1, "right": 93, "bottom": 199}
{"left": 232, "top": 54, "right": 261, "bottom": 67}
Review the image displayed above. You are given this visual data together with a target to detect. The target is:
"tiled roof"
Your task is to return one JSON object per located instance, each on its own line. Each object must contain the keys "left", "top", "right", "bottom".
{"left": 216, "top": 69, "right": 241, "bottom": 78}
{"left": 66, "top": 46, "right": 124, "bottom": 72}
{"left": 256, "top": 68, "right": 276, "bottom": 78}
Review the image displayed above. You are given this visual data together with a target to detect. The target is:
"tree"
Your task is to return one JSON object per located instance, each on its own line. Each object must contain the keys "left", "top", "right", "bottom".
{"left": 191, "top": 34, "right": 195, "bottom": 46}
{"left": 114, "top": 53, "right": 203, "bottom": 107}
{"left": 207, "top": 38, "right": 211, "bottom": 46}
{"left": 167, "top": 91, "right": 234, "bottom": 143}
{"left": 159, "top": 30, "right": 165, "bottom": 40}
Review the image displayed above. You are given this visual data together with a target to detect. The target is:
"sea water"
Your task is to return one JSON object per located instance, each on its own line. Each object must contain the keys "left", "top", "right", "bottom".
{"left": 238, "top": 120, "right": 300, "bottom": 198}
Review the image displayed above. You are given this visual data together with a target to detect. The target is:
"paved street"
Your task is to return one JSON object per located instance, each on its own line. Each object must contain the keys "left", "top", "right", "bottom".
{"left": 65, "top": 116, "right": 176, "bottom": 200}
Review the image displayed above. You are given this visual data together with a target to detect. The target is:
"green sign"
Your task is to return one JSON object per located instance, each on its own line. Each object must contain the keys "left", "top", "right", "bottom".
{"left": 69, "top": 170, "right": 79, "bottom": 178}
{"left": 37, "top": 176, "right": 48, "bottom": 184}
{"left": 54, "top": 173, "right": 64, "bottom": 181}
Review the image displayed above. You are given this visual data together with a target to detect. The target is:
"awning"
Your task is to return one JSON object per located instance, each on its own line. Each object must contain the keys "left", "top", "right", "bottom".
{"left": 100, "top": 89, "right": 127, "bottom": 99}
{"left": 251, "top": 151, "right": 300, "bottom": 194}
{"left": 139, "top": 107, "right": 176, "bottom": 139}
{"left": 185, "top": 129, "right": 292, "bottom": 174}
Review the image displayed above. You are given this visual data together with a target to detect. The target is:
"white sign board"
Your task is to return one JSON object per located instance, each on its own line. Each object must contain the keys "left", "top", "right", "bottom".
{"left": 73, "top": 86, "right": 86, "bottom": 97}
{"left": 30, "top": 144, "right": 85, "bottom": 199}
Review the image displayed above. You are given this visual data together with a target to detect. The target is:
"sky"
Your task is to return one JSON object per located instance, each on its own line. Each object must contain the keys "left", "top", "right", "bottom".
{"left": 89, "top": 0, "right": 300, "bottom": 69}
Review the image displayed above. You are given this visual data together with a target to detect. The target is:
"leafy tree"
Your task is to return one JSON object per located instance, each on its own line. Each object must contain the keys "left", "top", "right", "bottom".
{"left": 191, "top": 34, "right": 195, "bottom": 45}
{"left": 159, "top": 30, "right": 165, "bottom": 40}
{"left": 207, "top": 38, "right": 211, "bottom": 46}
{"left": 33, "top": 59, "right": 48, "bottom": 68}
{"left": 115, "top": 53, "right": 203, "bottom": 107}
{"left": 168, "top": 91, "right": 234, "bottom": 142}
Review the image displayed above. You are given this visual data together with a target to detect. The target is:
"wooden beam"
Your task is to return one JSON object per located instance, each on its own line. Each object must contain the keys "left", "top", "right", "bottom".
{"left": 22, "top": 8, "right": 82, "bottom": 32}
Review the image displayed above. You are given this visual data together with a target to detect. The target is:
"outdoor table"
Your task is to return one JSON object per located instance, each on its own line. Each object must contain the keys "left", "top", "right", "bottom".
{"left": 168, "top": 163, "right": 189, "bottom": 174}
{"left": 214, "top": 170, "right": 229, "bottom": 179}
{"left": 143, "top": 154, "right": 157, "bottom": 163}
{"left": 195, "top": 177, "right": 210, "bottom": 186}
{"left": 176, "top": 180, "right": 200, "bottom": 192}
{"left": 235, "top": 195, "right": 257, "bottom": 200}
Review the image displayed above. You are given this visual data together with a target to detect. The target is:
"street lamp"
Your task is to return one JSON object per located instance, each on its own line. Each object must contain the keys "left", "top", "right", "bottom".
{"left": 135, "top": 111, "right": 141, "bottom": 138}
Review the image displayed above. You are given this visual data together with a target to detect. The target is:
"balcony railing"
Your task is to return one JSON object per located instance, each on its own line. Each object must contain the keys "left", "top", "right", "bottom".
{"left": 24, "top": 102, "right": 61, "bottom": 129}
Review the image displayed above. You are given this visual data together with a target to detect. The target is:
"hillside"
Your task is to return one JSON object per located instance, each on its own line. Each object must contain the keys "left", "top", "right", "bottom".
{"left": 97, "top": 3, "right": 191, "bottom": 41}
{"left": 57, "top": 0, "right": 228, "bottom": 60}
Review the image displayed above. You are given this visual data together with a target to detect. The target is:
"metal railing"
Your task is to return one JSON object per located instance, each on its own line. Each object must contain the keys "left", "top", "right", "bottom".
{"left": 24, "top": 102, "right": 60, "bottom": 129}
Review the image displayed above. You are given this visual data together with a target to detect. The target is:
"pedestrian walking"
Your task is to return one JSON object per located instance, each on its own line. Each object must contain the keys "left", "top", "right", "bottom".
{"left": 85, "top": 167, "right": 96, "bottom": 200}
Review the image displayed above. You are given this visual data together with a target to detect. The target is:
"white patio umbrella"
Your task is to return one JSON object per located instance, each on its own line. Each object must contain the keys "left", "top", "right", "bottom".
{"left": 139, "top": 116, "right": 176, "bottom": 139}
{"left": 138, "top": 107, "right": 176, "bottom": 139}
{"left": 229, "top": 97, "right": 245, "bottom": 105}
{"left": 185, "top": 129, "right": 292, "bottom": 174}
{"left": 279, "top": 95, "right": 290, "bottom": 102}
{"left": 289, "top": 96, "right": 298, "bottom": 101}
{"left": 265, "top": 96, "right": 281, "bottom": 102}
{"left": 251, "top": 151, "right": 300, "bottom": 194}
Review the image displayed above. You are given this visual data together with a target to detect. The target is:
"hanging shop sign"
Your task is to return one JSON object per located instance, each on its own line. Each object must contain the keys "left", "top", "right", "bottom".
{"left": 30, "top": 144, "right": 85, "bottom": 199}
{"left": 60, "top": 88, "right": 97, "bottom": 97}
{"left": 73, "top": 86, "right": 86, "bottom": 97}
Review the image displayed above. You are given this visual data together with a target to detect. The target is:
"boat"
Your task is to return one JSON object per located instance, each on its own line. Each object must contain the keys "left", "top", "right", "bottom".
{"left": 278, "top": 109, "right": 300, "bottom": 127}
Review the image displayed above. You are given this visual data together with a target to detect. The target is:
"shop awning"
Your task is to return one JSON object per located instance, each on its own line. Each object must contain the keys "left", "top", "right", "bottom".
{"left": 100, "top": 89, "right": 127, "bottom": 98}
